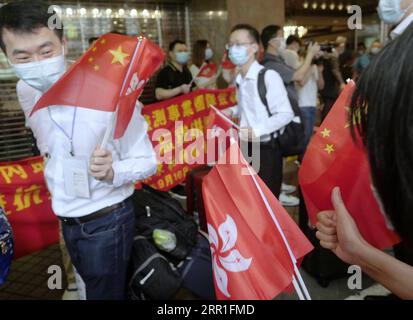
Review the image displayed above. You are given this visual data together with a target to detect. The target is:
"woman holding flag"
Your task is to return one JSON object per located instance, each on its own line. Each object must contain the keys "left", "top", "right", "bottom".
{"left": 190, "top": 40, "right": 218, "bottom": 89}
{"left": 316, "top": 5, "right": 413, "bottom": 299}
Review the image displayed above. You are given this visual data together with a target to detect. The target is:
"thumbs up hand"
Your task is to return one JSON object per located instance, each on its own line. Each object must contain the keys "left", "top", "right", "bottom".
{"left": 316, "top": 187, "right": 371, "bottom": 265}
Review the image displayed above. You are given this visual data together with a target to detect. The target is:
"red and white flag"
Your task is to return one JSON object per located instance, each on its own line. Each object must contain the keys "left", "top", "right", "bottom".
{"left": 299, "top": 81, "right": 400, "bottom": 249}
{"left": 31, "top": 33, "right": 165, "bottom": 139}
{"left": 202, "top": 144, "right": 313, "bottom": 300}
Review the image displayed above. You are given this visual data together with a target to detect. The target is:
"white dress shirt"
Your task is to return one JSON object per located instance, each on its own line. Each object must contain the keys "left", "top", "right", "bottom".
{"left": 233, "top": 60, "right": 294, "bottom": 141}
{"left": 391, "top": 12, "right": 413, "bottom": 39}
{"left": 298, "top": 65, "right": 319, "bottom": 108}
{"left": 16, "top": 80, "right": 157, "bottom": 218}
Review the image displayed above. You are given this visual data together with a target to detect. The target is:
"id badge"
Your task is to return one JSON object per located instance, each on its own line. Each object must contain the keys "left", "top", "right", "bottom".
{"left": 62, "top": 157, "right": 91, "bottom": 199}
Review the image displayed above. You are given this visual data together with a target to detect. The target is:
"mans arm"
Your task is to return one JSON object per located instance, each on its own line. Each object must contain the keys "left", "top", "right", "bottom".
{"left": 292, "top": 43, "right": 320, "bottom": 86}
{"left": 154, "top": 67, "right": 191, "bottom": 101}
{"left": 89, "top": 102, "right": 157, "bottom": 186}
{"left": 155, "top": 85, "right": 189, "bottom": 101}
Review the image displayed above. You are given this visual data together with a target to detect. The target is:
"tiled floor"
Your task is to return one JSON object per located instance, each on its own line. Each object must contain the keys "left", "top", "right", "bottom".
{"left": 0, "top": 244, "right": 66, "bottom": 300}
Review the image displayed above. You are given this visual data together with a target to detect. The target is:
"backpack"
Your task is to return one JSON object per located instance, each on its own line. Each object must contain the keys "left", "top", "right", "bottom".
{"left": 131, "top": 184, "right": 198, "bottom": 263}
{"left": 257, "top": 68, "right": 306, "bottom": 157}
{"left": 0, "top": 207, "right": 13, "bottom": 286}
{"left": 128, "top": 236, "right": 182, "bottom": 300}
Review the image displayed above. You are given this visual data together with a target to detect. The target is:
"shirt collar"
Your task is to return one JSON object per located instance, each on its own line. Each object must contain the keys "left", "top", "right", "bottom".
{"left": 391, "top": 12, "right": 413, "bottom": 39}
{"left": 236, "top": 60, "right": 262, "bottom": 84}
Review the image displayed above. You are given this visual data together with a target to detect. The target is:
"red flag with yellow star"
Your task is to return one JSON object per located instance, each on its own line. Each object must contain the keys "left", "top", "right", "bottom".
{"left": 30, "top": 33, "right": 165, "bottom": 138}
{"left": 298, "top": 81, "right": 400, "bottom": 250}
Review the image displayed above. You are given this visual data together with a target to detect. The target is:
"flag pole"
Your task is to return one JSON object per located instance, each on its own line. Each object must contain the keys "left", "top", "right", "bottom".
{"left": 101, "top": 37, "right": 144, "bottom": 149}
{"left": 189, "top": 61, "right": 207, "bottom": 87}
{"left": 210, "top": 104, "right": 240, "bottom": 130}
{"left": 242, "top": 155, "right": 311, "bottom": 300}
{"left": 292, "top": 276, "right": 305, "bottom": 301}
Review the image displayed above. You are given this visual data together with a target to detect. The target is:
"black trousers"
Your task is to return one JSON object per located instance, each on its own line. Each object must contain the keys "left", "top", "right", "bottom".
{"left": 242, "top": 139, "right": 283, "bottom": 198}
{"left": 321, "top": 96, "right": 337, "bottom": 121}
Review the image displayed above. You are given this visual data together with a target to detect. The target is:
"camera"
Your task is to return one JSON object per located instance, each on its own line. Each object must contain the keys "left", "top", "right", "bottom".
{"left": 319, "top": 43, "right": 335, "bottom": 53}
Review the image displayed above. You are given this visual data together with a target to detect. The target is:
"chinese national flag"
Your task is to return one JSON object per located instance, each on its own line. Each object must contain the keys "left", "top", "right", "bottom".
{"left": 202, "top": 144, "right": 313, "bottom": 300}
{"left": 31, "top": 33, "right": 165, "bottom": 138}
{"left": 299, "top": 81, "right": 400, "bottom": 250}
{"left": 221, "top": 52, "right": 236, "bottom": 70}
{"left": 197, "top": 62, "right": 218, "bottom": 78}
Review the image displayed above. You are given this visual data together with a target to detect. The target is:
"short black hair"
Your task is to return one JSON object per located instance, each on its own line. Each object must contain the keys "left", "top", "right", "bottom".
{"left": 261, "top": 25, "right": 282, "bottom": 50}
{"left": 169, "top": 39, "right": 186, "bottom": 52}
{"left": 351, "top": 22, "right": 413, "bottom": 245}
{"left": 230, "top": 24, "right": 260, "bottom": 45}
{"left": 0, "top": 0, "right": 63, "bottom": 54}
{"left": 286, "top": 35, "right": 301, "bottom": 46}
{"left": 88, "top": 37, "right": 99, "bottom": 45}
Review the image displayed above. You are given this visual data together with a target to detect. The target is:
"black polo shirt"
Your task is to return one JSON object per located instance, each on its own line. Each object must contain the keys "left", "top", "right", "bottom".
{"left": 155, "top": 62, "right": 193, "bottom": 93}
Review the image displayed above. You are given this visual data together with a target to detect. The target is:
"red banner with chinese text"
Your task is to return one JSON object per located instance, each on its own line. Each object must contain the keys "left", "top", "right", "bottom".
{"left": 0, "top": 157, "right": 59, "bottom": 258}
{"left": 141, "top": 88, "right": 236, "bottom": 191}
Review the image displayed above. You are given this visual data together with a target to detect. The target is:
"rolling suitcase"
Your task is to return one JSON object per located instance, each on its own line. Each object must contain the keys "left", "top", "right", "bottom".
{"left": 298, "top": 188, "right": 349, "bottom": 288}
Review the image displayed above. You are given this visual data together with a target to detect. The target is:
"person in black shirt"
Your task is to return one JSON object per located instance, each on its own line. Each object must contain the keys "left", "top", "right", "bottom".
{"left": 155, "top": 39, "right": 193, "bottom": 101}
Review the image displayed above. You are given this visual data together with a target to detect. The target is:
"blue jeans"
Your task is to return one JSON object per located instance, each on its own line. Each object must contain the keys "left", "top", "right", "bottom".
{"left": 300, "top": 107, "right": 317, "bottom": 148}
{"left": 62, "top": 199, "right": 134, "bottom": 300}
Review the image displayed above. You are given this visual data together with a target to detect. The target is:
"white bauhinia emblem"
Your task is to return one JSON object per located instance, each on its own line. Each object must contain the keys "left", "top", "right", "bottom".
{"left": 126, "top": 72, "right": 146, "bottom": 96}
{"left": 208, "top": 214, "right": 252, "bottom": 298}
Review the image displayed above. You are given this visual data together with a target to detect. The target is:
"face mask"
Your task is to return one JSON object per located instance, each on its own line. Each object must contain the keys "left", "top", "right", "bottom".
{"left": 371, "top": 47, "right": 381, "bottom": 55}
{"left": 11, "top": 50, "right": 65, "bottom": 92}
{"left": 205, "top": 48, "right": 214, "bottom": 60}
{"left": 377, "top": 0, "right": 413, "bottom": 24}
{"left": 273, "top": 37, "right": 286, "bottom": 52}
{"left": 176, "top": 51, "right": 189, "bottom": 65}
{"left": 228, "top": 45, "right": 250, "bottom": 66}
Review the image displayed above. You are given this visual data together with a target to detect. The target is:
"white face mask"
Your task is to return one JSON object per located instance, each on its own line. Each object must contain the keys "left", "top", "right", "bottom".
{"left": 272, "top": 37, "right": 286, "bottom": 53}
{"left": 378, "top": 0, "right": 413, "bottom": 24}
{"left": 11, "top": 49, "right": 66, "bottom": 92}
{"left": 371, "top": 47, "right": 381, "bottom": 55}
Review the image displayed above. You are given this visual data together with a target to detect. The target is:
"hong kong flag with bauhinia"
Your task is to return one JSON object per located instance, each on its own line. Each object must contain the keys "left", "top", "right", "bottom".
{"left": 202, "top": 143, "right": 313, "bottom": 300}
{"left": 298, "top": 81, "right": 400, "bottom": 250}
{"left": 31, "top": 33, "right": 165, "bottom": 139}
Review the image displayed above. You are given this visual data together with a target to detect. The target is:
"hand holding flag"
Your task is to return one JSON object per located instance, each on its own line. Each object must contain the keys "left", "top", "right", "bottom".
{"left": 299, "top": 81, "right": 400, "bottom": 250}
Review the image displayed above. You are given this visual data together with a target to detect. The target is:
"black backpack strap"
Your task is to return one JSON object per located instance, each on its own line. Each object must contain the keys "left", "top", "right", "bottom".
{"left": 257, "top": 68, "right": 272, "bottom": 117}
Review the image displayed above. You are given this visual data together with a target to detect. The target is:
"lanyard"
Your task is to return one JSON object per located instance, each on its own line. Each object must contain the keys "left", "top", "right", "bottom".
{"left": 48, "top": 107, "right": 77, "bottom": 156}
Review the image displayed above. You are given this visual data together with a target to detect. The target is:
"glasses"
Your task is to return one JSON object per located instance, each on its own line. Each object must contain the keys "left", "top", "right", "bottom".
{"left": 225, "top": 43, "right": 253, "bottom": 50}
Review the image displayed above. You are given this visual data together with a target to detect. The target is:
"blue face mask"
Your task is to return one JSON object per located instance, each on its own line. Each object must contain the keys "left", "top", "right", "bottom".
{"left": 175, "top": 51, "right": 189, "bottom": 65}
{"left": 228, "top": 45, "right": 250, "bottom": 66}
{"left": 377, "top": 0, "right": 413, "bottom": 24}
{"left": 205, "top": 48, "right": 214, "bottom": 60}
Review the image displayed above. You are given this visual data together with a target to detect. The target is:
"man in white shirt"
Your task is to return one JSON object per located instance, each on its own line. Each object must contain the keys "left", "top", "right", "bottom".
{"left": 281, "top": 35, "right": 302, "bottom": 71}
{"left": 378, "top": 0, "right": 413, "bottom": 38}
{"left": 225, "top": 24, "right": 294, "bottom": 198}
{"left": 0, "top": 1, "right": 157, "bottom": 299}
{"left": 297, "top": 63, "right": 325, "bottom": 148}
